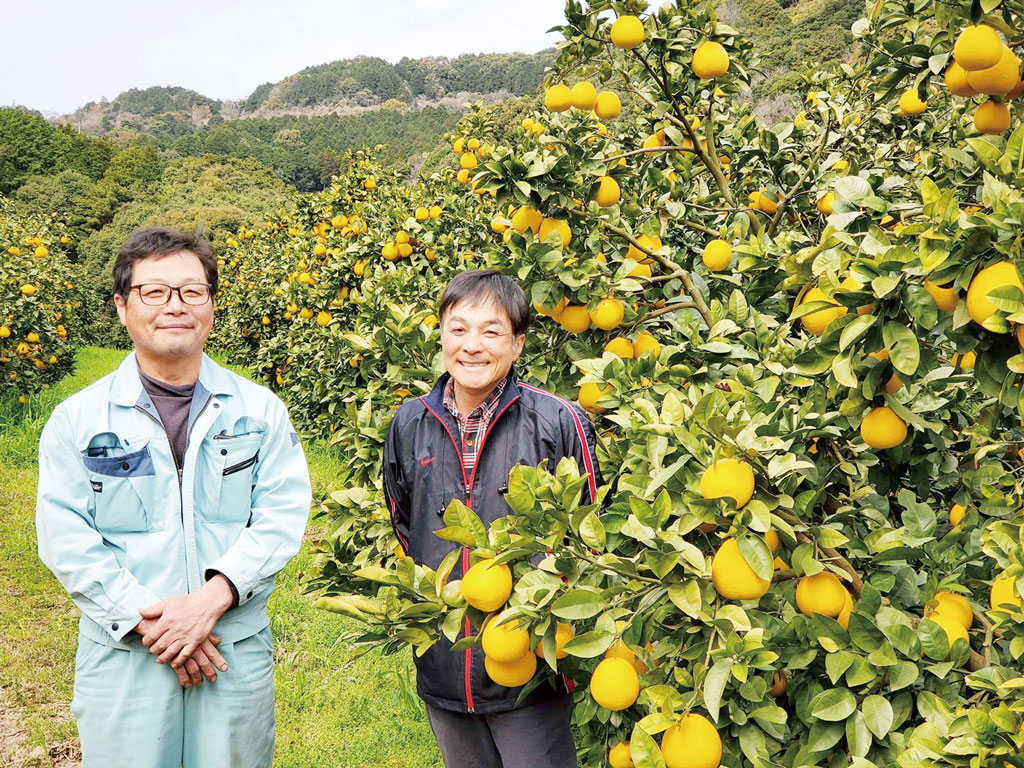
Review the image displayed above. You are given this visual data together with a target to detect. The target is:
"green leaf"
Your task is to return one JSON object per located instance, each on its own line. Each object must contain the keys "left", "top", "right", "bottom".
{"left": 810, "top": 688, "right": 857, "bottom": 721}
{"left": 703, "top": 659, "right": 733, "bottom": 723}
{"left": 562, "top": 630, "right": 614, "bottom": 658}
{"left": 862, "top": 695, "right": 894, "bottom": 739}
{"left": 579, "top": 512, "right": 606, "bottom": 551}
{"left": 888, "top": 660, "right": 919, "bottom": 691}
{"left": 737, "top": 535, "right": 774, "bottom": 582}
{"left": 838, "top": 315, "right": 876, "bottom": 353}
{"left": 550, "top": 589, "right": 604, "bottom": 620}
{"left": 629, "top": 723, "right": 667, "bottom": 768}
{"left": 443, "top": 499, "right": 487, "bottom": 548}
{"left": 882, "top": 322, "right": 920, "bottom": 375}
{"left": 918, "top": 617, "right": 951, "bottom": 660}
{"left": 846, "top": 710, "right": 872, "bottom": 758}
{"left": 433, "top": 526, "right": 478, "bottom": 547}
{"left": 668, "top": 580, "right": 702, "bottom": 618}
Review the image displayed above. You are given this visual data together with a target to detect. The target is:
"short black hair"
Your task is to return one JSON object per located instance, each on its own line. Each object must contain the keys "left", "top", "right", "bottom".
{"left": 438, "top": 270, "right": 530, "bottom": 336}
{"left": 113, "top": 226, "right": 218, "bottom": 299}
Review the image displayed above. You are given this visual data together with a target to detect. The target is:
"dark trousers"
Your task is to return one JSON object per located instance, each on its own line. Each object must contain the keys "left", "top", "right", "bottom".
{"left": 425, "top": 696, "right": 577, "bottom": 768}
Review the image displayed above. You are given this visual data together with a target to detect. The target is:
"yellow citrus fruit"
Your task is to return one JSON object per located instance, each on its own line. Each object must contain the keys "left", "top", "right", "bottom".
{"left": 796, "top": 571, "right": 847, "bottom": 617}
{"left": 661, "top": 713, "right": 722, "bottom": 768}
{"left": 397, "top": 243, "right": 413, "bottom": 258}
{"left": 837, "top": 589, "right": 855, "bottom": 629}
{"left": 579, "top": 382, "right": 612, "bottom": 414}
{"left": 331, "top": 215, "right": 348, "bottom": 228}
{"left": 949, "top": 503, "right": 967, "bottom": 526}
{"left": 33, "top": 245, "right": 48, "bottom": 258}
{"left": 633, "top": 330, "right": 660, "bottom": 359}
{"left": 924, "top": 280, "right": 959, "bottom": 311}
{"left": 21, "top": 284, "right": 36, "bottom": 296}
{"left": 0, "top": 326, "right": 10, "bottom": 338}
{"left": 604, "top": 337, "right": 633, "bottom": 358}
{"left": 898, "top": 88, "right": 927, "bottom": 116}
{"left": 967, "top": 46, "right": 1020, "bottom": 95}
{"left": 700, "top": 459, "right": 754, "bottom": 508}
{"left": 533, "top": 296, "right": 569, "bottom": 318}
{"left": 26, "top": 331, "right": 39, "bottom": 343}
{"left": 452, "top": 137, "right": 465, "bottom": 154}
{"left": 539, "top": 218, "right": 572, "bottom": 248}
{"left": 833, "top": 159, "right": 849, "bottom": 171}
{"left": 512, "top": 205, "right": 543, "bottom": 234}
{"left": 594, "top": 176, "right": 621, "bottom": 207}
{"left": 460, "top": 152, "right": 478, "bottom": 171}
{"left": 545, "top": 83, "right": 572, "bottom": 112}
{"left": 816, "top": 191, "right": 836, "bottom": 215}
{"left": 590, "top": 658, "right": 640, "bottom": 711}
{"left": 765, "top": 530, "right": 781, "bottom": 555}
{"left": 461, "top": 559, "right": 513, "bottom": 612}
{"left": 590, "top": 298, "right": 625, "bottom": 330}
{"left": 485, "top": 651, "right": 536, "bottom": 687}
{"left": 769, "top": 670, "right": 787, "bottom": 697}
{"left": 966, "top": 261, "right": 1023, "bottom": 327}
{"left": 430, "top": 205, "right": 442, "bottom": 219}
{"left": 491, "top": 217, "right": 508, "bottom": 234}
{"left": 560, "top": 305, "right": 591, "bottom": 334}
{"left": 629, "top": 262, "right": 652, "bottom": 279}
{"left": 299, "top": 307, "right": 314, "bottom": 320}
{"left": 482, "top": 612, "right": 530, "bottom": 662}
{"left": 954, "top": 25, "right": 1003, "bottom": 71}
{"left": 363, "top": 177, "right": 376, "bottom": 190}
{"left": 457, "top": 169, "right": 471, "bottom": 184}
{"left": 953, "top": 350, "right": 977, "bottom": 370}
{"left": 991, "top": 572, "right": 1022, "bottom": 613}
{"left": 535, "top": 622, "right": 574, "bottom": 659}
{"left": 860, "top": 406, "right": 907, "bottom": 449}
{"left": 711, "top": 538, "right": 770, "bottom": 600}
{"left": 521, "top": 117, "right": 535, "bottom": 131}
{"left": 609, "top": 741, "right": 633, "bottom": 768}
{"left": 570, "top": 81, "right": 598, "bottom": 110}
{"left": 692, "top": 41, "right": 730, "bottom": 79}
{"left": 945, "top": 62, "right": 978, "bottom": 97}
{"left": 316, "top": 311, "right": 332, "bottom": 327}
{"left": 748, "top": 191, "right": 778, "bottom": 214}
{"left": 929, "top": 611, "right": 969, "bottom": 652}
{"left": 595, "top": 91, "right": 621, "bottom": 119}
{"left": 800, "top": 287, "right": 847, "bottom": 336}
{"left": 975, "top": 99, "right": 1011, "bottom": 134}
{"left": 925, "top": 592, "right": 973, "bottom": 630}
{"left": 702, "top": 239, "right": 732, "bottom": 272}
{"left": 610, "top": 15, "right": 644, "bottom": 49}
{"left": 643, "top": 133, "right": 664, "bottom": 150}
{"left": 382, "top": 244, "right": 399, "bottom": 261}
{"left": 415, "top": 206, "right": 430, "bottom": 221}
{"left": 467, "top": 138, "right": 480, "bottom": 151}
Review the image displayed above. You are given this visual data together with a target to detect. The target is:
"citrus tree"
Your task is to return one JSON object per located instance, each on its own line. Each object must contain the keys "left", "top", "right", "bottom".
{"left": 0, "top": 198, "right": 81, "bottom": 401}
{"left": 217, "top": 0, "right": 1024, "bottom": 765}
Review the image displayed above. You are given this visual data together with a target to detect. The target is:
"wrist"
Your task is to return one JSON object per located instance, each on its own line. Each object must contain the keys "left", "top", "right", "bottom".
{"left": 202, "top": 575, "right": 234, "bottom": 615}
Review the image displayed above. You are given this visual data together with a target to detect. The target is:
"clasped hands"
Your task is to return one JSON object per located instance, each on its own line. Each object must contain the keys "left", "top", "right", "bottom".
{"left": 134, "top": 575, "right": 234, "bottom": 689}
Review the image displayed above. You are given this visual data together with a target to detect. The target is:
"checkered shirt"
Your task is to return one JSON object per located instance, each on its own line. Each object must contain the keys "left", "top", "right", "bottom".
{"left": 443, "top": 376, "right": 507, "bottom": 478}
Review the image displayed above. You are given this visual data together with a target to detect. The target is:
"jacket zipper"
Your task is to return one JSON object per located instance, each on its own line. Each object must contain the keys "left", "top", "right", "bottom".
{"left": 222, "top": 451, "right": 258, "bottom": 475}
{"left": 420, "top": 394, "right": 520, "bottom": 712}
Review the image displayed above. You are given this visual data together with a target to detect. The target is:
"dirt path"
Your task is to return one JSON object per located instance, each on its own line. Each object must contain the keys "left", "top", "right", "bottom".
{"left": 0, "top": 688, "right": 79, "bottom": 768}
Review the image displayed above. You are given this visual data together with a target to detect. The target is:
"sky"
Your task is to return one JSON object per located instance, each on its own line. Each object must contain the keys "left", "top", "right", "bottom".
{"left": 0, "top": 0, "right": 568, "bottom": 115}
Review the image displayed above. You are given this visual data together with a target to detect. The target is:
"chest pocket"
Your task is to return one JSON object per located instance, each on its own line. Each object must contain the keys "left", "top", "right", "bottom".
{"left": 206, "top": 419, "right": 266, "bottom": 523}
{"left": 81, "top": 433, "right": 156, "bottom": 533}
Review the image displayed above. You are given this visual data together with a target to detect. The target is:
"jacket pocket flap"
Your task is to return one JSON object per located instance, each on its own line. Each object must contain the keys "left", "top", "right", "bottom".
{"left": 82, "top": 444, "right": 155, "bottom": 477}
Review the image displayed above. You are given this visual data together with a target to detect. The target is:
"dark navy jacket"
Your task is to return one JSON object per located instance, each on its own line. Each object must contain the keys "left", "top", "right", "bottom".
{"left": 383, "top": 368, "right": 601, "bottom": 713}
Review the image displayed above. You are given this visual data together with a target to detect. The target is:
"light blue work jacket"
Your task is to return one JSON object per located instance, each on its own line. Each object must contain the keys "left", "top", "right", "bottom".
{"left": 36, "top": 351, "right": 312, "bottom": 648}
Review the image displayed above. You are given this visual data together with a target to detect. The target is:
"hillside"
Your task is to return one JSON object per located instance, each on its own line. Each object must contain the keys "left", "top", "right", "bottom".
{"left": 58, "top": 51, "right": 554, "bottom": 139}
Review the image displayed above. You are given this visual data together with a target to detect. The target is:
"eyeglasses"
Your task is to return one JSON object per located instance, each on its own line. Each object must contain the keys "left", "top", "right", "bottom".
{"left": 131, "top": 283, "right": 212, "bottom": 306}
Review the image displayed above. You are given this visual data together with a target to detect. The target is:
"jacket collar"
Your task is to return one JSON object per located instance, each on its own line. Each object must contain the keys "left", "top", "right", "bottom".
{"left": 423, "top": 366, "right": 521, "bottom": 417}
{"left": 109, "top": 351, "right": 235, "bottom": 407}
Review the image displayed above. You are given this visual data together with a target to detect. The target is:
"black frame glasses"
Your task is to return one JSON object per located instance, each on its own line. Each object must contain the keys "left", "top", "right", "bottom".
{"left": 130, "top": 283, "right": 213, "bottom": 306}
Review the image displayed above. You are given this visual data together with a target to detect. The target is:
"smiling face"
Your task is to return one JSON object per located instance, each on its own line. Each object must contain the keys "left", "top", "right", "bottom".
{"left": 440, "top": 296, "right": 525, "bottom": 411}
{"left": 114, "top": 250, "right": 214, "bottom": 380}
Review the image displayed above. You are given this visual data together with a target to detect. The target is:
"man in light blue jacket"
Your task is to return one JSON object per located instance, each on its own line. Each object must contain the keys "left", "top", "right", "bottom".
{"left": 36, "top": 226, "right": 312, "bottom": 768}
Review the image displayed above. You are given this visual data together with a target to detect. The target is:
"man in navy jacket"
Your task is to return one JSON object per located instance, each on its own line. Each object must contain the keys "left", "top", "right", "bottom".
{"left": 383, "top": 270, "right": 601, "bottom": 767}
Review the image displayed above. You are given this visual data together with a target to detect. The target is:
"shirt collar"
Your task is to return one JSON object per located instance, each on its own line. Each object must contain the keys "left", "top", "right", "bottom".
{"left": 110, "top": 351, "right": 234, "bottom": 406}
{"left": 443, "top": 376, "right": 507, "bottom": 421}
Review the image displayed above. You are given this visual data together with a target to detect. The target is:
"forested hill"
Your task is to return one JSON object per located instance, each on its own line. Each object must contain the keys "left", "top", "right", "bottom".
{"left": 60, "top": 51, "right": 555, "bottom": 138}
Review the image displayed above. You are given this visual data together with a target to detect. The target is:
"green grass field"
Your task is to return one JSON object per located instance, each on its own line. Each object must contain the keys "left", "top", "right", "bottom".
{"left": 0, "top": 347, "right": 442, "bottom": 768}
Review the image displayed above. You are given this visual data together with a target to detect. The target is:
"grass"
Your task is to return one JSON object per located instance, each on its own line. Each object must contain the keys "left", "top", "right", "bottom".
{"left": 0, "top": 347, "right": 442, "bottom": 767}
